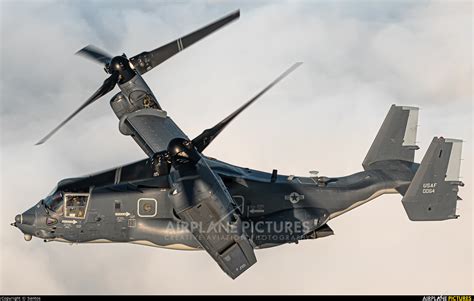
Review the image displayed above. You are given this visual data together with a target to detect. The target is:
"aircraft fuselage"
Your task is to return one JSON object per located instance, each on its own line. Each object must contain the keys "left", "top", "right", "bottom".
{"left": 14, "top": 158, "right": 417, "bottom": 249}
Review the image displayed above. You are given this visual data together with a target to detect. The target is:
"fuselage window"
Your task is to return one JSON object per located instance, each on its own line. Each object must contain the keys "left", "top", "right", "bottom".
{"left": 114, "top": 200, "right": 122, "bottom": 212}
{"left": 64, "top": 193, "right": 89, "bottom": 219}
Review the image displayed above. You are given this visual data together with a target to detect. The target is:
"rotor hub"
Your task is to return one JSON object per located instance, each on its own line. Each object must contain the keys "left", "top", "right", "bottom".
{"left": 108, "top": 55, "right": 130, "bottom": 73}
{"left": 167, "top": 138, "right": 201, "bottom": 165}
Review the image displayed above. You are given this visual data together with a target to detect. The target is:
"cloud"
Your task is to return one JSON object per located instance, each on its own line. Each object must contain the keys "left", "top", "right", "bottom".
{"left": 1, "top": 0, "right": 472, "bottom": 294}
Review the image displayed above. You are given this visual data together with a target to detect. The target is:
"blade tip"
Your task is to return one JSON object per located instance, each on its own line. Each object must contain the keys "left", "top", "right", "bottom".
{"left": 35, "top": 135, "right": 50, "bottom": 145}
{"left": 229, "top": 9, "right": 240, "bottom": 19}
{"left": 75, "top": 44, "right": 90, "bottom": 55}
{"left": 288, "top": 62, "right": 303, "bottom": 72}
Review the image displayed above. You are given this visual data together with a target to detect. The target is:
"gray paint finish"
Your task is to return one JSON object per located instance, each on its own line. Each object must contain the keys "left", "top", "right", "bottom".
{"left": 13, "top": 102, "right": 464, "bottom": 278}
{"left": 12, "top": 11, "right": 464, "bottom": 279}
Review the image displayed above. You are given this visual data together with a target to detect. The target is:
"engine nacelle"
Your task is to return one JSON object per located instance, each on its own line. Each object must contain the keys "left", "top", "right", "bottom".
{"left": 109, "top": 91, "right": 188, "bottom": 156}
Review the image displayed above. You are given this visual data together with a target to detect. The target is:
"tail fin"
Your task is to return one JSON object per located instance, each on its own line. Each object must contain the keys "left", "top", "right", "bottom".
{"left": 402, "top": 137, "right": 464, "bottom": 221}
{"left": 363, "top": 105, "right": 419, "bottom": 170}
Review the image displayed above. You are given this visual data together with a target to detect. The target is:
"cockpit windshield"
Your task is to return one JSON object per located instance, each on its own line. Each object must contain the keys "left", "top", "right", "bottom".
{"left": 44, "top": 191, "right": 64, "bottom": 213}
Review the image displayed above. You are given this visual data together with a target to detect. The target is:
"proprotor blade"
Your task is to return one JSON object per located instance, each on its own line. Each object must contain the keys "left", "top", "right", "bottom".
{"left": 130, "top": 10, "right": 240, "bottom": 75}
{"left": 35, "top": 72, "right": 119, "bottom": 145}
{"left": 192, "top": 62, "right": 303, "bottom": 152}
{"left": 76, "top": 44, "right": 113, "bottom": 66}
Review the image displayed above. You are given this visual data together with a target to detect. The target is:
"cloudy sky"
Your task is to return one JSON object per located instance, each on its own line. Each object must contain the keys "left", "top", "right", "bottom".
{"left": 0, "top": 0, "right": 472, "bottom": 295}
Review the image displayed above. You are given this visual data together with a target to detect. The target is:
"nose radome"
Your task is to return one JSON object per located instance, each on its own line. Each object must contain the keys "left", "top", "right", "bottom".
{"left": 15, "top": 213, "right": 35, "bottom": 225}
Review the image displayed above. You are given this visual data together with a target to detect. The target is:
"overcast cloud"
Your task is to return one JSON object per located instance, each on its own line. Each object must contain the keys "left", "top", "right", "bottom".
{"left": 0, "top": 0, "right": 472, "bottom": 294}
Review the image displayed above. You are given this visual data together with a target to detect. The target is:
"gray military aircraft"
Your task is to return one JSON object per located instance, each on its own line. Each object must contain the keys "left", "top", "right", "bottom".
{"left": 12, "top": 10, "right": 464, "bottom": 279}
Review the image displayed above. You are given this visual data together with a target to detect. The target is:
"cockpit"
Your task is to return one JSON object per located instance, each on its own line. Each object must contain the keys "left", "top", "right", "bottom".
{"left": 44, "top": 191, "right": 63, "bottom": 212}
{"left": 44, "top": 190, "right": 90, "bottom": 218}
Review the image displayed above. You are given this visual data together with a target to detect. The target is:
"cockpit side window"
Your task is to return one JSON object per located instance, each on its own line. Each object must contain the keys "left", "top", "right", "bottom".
{"left": 44, "top": 191, "right": 64, "bottom": 213}
{"left": 64, "top": 193, "right": 89, "bottom": 219}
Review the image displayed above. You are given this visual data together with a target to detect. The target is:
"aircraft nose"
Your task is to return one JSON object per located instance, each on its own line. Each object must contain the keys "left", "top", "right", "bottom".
{"left": 14, "top": 213, "right": 35, "bottom": 225}
{"left": 13, "top": 212, "right": 35, "bottom": 241}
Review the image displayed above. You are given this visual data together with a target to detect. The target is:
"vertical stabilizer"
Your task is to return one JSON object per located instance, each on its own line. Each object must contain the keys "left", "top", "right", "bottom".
{"left": 401, "top": 137, "right": 464, "bottom": 221}
{"left": 363, "top": 105, "right": 419, "bottom": 170}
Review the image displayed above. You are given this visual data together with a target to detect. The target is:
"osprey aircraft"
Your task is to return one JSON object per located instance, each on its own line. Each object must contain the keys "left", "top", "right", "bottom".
{"left": 12, "top": 10, "right": 464, "bottom": 279}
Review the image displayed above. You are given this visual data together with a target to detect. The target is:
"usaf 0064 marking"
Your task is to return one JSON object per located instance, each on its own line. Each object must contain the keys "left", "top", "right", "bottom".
{"left": 12, "top": 10, "right": 465, "bottom": 279}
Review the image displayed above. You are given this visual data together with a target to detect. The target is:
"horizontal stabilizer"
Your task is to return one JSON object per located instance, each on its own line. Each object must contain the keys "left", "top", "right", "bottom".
{"left": 302, "top": 224, "right": 334, "bottom": 240}
{"left": 402, "top": 137, "right": 464, "bottom": 221}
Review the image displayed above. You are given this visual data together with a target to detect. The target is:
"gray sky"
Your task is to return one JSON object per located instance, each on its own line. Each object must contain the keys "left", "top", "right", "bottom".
{"left": 0, "top": 0, "right": 472, "bottom": 294}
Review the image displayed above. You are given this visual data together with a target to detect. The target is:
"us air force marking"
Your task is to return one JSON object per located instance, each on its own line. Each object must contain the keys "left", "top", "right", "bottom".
{"left": 285, "top": 192, "right": 304, "bottom": 204}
